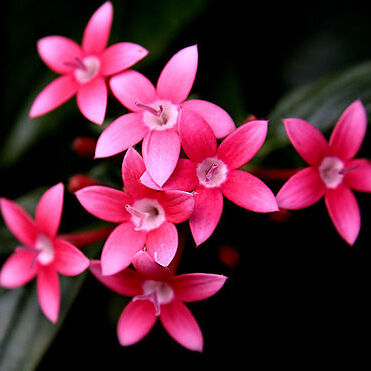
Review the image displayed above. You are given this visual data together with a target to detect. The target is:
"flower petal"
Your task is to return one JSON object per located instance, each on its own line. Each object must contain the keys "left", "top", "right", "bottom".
{"left": 117, "top": 300, "right": 157, "bottom": 346}
{"left": 77, "top": 77, "right": 107, "bottom": 125}
{"left": 156, "top": 45, "right": 198, "bottom": 103}
{"left": 142, "top": 130, "right": 181, "bottom": 187}
{"left": 35, "top": 183, "right": 64, "bottom": 238}
{"left": 179, "top": 109, "right": 217, "bottom": 162}
{"left": 329, "top": 100, "right": 367, "bottom": 160}
{"left": 160, "top": 301, "right": 203, "bottom": 352}
{"left": 0, "top": 198, "right": 38, "bottom": 247}
{"left": 0, "top": 249, "right": 37, "bottom": 288}
{"left": 325, "top": 185, "right": 360, "bottom": 245}
{"left": 37, "top": 36, "right": 83, "bottom": 74}
{"left": 95, "top": 113, "right": 148, "bottom": 158}
{"left": 101, "top": 223, "right": 146, "bottom": 275}
{"left": 132, "top": 250, "right": 171, "bottom": 280}
{"left": 171, "top": 273, "right": 227, "bottom": 302}
{"left": 146, "top": 222, "right": 178, "bottom": 267}
{"left": 110, "top": 70, "right": 157, "bottom": 112}
{"left": 222, "top": 170, "right": 278, "bottom": 212}
{"left": 344, "top": 159, "right": 371, "bottom": 192}
{"left": 90, "top": 260, "right": 143, "bottom": 296}
{"left": 217, "top": 120, "right": 268, "bottom": 169}
{"left": 37, "top": 266, "right": 60, "bottom": 323}
{"left": 190, "top": 186, "right": 223, "bottom": 246}
{"left": 158, "top": 190, "right": 195, "bottom": 223}
{"left": 29, "top": 75, "right": 78, "bottom": 118}
{"left": 53, "top": 239, "right": 89, "bottom": 276}
{"left": 75, "top": 185, "right": 130, "bottom": 223}
{"left": 276, "top": 167, "right": 325, "bottom": 210}
{"left": 101, "top": 42, "right": 148, "bottom": 76}
{"left": 82, "top": 1, "right": 113, "bottom": 55}
{"left": 283, "top": 118, "right": 329, "bottom": 166}
{"left": 182, "top": 99, "right": 235, "bottom": 138}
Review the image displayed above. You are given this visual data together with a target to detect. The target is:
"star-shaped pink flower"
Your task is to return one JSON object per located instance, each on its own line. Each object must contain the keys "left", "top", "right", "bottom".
{"left": 141, "top": 110, "right": 279, "bottom": 245}
{"left": 276, "top": 100, "right": 371, "bottom": 245}
{"left": 90, "top": 250, "right": 227, "bottom": 352}
{"left": 75, "top": 148, "right": 194, "bottom": 274}
{"left": 0, "top": 183, "right": 89, "bottom": 323}
{"left": 95, "top": 45, "right": 235, "bottom": 186}
{"left": 29, "top": 2, "right": 148, "bottom": 124}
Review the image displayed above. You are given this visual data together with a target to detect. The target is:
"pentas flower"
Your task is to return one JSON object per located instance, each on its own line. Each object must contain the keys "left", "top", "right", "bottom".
{"left": 95, "top": 45, "right": 235, "bottom": 186}
{"left": 29, "top": 2, "right": 148, "bottom": 124}
{"left": 75, "top": 148, "right": 194, "bottom": 274}
{"left": 276, "top": 100, "right": 371, "bottom": 245}
{"left": 0, "top": 183, "right": 89, "bottom": 323}
{"left": 141, "top": 110, "right": 279, "bottom": 245}
{"left": 90, "top": 250, "right": 227, "bottom": 352}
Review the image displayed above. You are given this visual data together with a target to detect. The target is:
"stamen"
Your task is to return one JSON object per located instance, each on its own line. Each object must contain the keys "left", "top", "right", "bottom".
{"left": 15, "top": 246, "right": 40, "bottom": 270}
{"left": 205, "top": 163, "right": 218, "bottom": 182}
{"left": 63, "top": 57, "right": 87, "bottom": 71}
{"left": 339, "top": 164, "right": 359, "bottom": 175}
{"left": 125, "top": 204, "right": 149, "bottom": 229}
{"left": 133, "top": 292, "right": 161, "bottom": 315}
{"left": 135, "top": 102, "right": 163, "bottom": 117}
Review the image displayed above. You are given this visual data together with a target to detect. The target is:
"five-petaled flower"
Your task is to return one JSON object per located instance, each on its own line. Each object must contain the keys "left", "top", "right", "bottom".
{"left": 90, "top": 250, "right": 227, "bottom": 352}
{"left": 95, "top": 45, "right": 235, "bottom": 186}
{"left": 0, "top": 183, "right": 90, "bottom": 323}
{"left": 29, "top": 1, "right": 148, "bottom": 124}
{"left": 276, "top": 100, "right": 371, "bottom": 245}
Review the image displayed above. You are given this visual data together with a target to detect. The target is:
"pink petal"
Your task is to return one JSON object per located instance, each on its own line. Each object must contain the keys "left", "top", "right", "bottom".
{"left": 90, "top": 260, "right": 143, "bottom": 296}
{"left": 344, "top": 159, "right": 371, "bottom": 192}
{"left": 0, "top": 249, "right": 37, "bottom": 288}
{"left": 325, "top": 185, "right": 360, "bottom": 245}
{"left": 190, "top": 186, "right": 223, "bottom": 246}
{"left": 142, "top": 130, "right": 181, "bottom": 187}
{"left": 110, "top": 70, "right": 157, "bottom": 112}
{"left": 276, "top": 167, "right": 326, "bottom": 210}
{"left": 217, "top": 120, "right": 268, "bottom": 169}
{"left": 77, "top": 77, "right": 107, "bottom": 125}
{"left": 53, "top": 239, "right": 89, "bottom": 276}
{"left": 179, "top": 109, "right": 217, "bottom": 162}
{"left": 37, "top": 36, "right": 83, "bottom": 74}
{"left": 117, "top": 300, "right": 157, "bottom": 346}
{"left": 156, "top": 45, "right": 198, "bottom": 103}
{"left": 171, "top": 273, "right": 227, "bottom": 302}
{"left": 329, "top": 100, "right": 367, "bottom": 160}
{"left": 29, "top": 75, "right": 78, "bottom": 118}
{"left": 82, "top": 1, "right": 113, "bottom": 55}
{"left": 0, "top": 198, "right": 38, "bottom": 247}
{"left": 146, "top": 222, "right": 178, "bottom": 267}
{"left": 35, "top": 183, "right": 64, "bottom": 238}
{"left": 132, "top": 250, "right": 171, "bottom": 280}
{"left": 222, "top": 170, "right": 278, "bottom": 212}
{"left": 158, "top": 190, "right": 195, "bottom": 223}
{"left": 37, "top": 266, "right": 60, "bottom": 323}
{"left": 95, "top": 113, "right": 148, "bottom": 158}
{"left": 75, "top": 185, "right": 130, "bottom": 223}
{"left": 283, "top": 118, "right": 329, "bottom": 166}
{"left": 182, "top": 99, "right": 235, "bottom": 138}
{"left": 101, "top": 223, "right": 146, "bottom": 275}
{"left": 101, "top": 42, "right": 148, "bottom": 76}
{"left": 160, "top": 301, "right": 203, "bottom": 352}
{"left": 140, "top": 159, "right": 198, "bottom": 191}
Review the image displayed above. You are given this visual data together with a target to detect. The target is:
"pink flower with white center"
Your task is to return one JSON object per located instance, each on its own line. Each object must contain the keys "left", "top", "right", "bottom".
{"left": 0, "top": 183, "right": 89, "bottom": 323}
{"left": 75, "top": 147, "right": 194, "bottom": 274}
{"left": 90, "top": 250, "right": 227, "bottom": 352}
{"left": 141, "top": 110, "right": 279, "bottom": 245}
{"left": 29, "top": 2, "right": 148, "bottom": 125}
{"left": 276, "top": 100, "right": 371, "bottom": 245}
{"left": 95, "top": 45, "right": 236, "bottom": 186}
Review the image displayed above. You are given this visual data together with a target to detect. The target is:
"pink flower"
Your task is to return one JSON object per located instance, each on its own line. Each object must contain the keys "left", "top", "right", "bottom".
{"left": 29, "top": 2, "right": 148, "bottom": 124}
{"left": 276, "top": 100, "right": 371, "bottom": 245}
{"left": 90, "top": 250, "right": 227, "bottom": 352}
{"left": 75, "top": 148, "right": 194, "bottom": 274}
{"left": 0, "top": 183, "right": 89, "bottom": 323}
{"left": 95, "top": 45, "right": 235, "bottom": 186}
{"left": 141, "top": 110, "right": 278, "bottom": 245}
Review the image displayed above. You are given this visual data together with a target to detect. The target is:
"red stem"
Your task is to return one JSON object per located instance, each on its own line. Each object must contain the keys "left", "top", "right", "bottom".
{"left": 59, "top": 226, "right": 114, "bottom": 248}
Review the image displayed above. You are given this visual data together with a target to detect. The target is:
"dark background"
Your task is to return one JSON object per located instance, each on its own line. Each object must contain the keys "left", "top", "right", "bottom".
{"left": 1, "top": 0, "right": 370, "bottom": 368}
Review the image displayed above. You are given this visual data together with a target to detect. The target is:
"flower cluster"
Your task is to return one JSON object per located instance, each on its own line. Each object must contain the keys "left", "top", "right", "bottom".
{"left": 1, "top": 1, "right": 370, "bottom": 353}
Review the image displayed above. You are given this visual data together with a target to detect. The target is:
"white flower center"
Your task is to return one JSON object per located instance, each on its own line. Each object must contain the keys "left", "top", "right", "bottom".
{"left": 197, "top": 157, "right": 228, "bottom": 188}
{"left": 35, "top": 234, "right": 55, "bottom": 265}
{"left": 74, "top": 56, "right": 101, "bottom": 84}
{"left": 319, "top": 156, "right": 344, "bottom": 189}
{"left": 139, "top": 100, "right": 179, "bottom": 131}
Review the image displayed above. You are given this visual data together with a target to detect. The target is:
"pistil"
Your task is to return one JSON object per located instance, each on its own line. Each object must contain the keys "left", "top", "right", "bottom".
{"left": 64, "top": 57, "right": 87, "bottom": 71}
{"left": 205, "top": 163, "right": 218, "bottom": 182}
{"left": 135, "top": 101, "right": 164, "bottom": 118}
{"left": 125, "top": 204, "right": 149, "bottom": 229}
